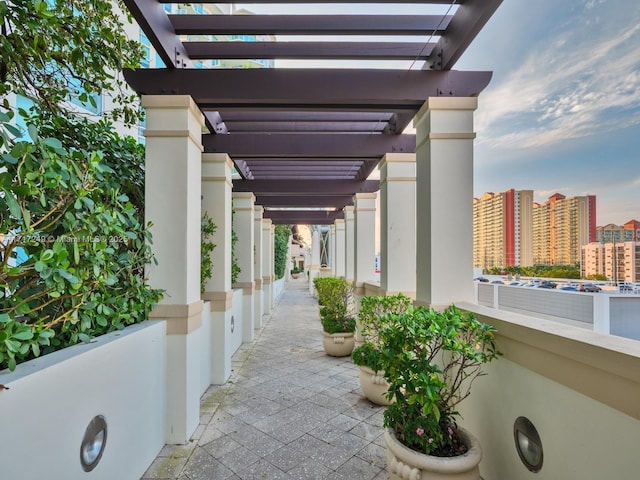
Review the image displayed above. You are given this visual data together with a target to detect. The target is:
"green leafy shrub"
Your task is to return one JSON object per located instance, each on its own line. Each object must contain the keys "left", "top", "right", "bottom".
{"left": 379, "top": 305, "right": 500, "bottom": 457}
{"left": 201, "top": 212, "right": 217, "bottom": 294}
{"left": 352, "top": 293, "right": 413, "bottom": 371}
{"left": 273, "top": 224, "right": 290, "bottom": 280}
{"left": 313, "top": 277, "right": 355, "bottom": 334}
{"left": 0, "top": 113, "right": 162, "bottom": 371}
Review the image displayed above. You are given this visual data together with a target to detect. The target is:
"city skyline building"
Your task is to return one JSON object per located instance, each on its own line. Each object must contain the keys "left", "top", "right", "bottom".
{"left": 473, "top": 189, "right": 533, "bottom": 270}
{"left": 474, "top": 189, "right": 597, "bottom": 269}
{"left": 581, "top": 241, "right": 640, "bottom": 284}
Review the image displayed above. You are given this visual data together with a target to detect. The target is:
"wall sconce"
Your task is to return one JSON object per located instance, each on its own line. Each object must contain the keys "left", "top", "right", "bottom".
{"left": 514, "top": 416, "right": 543, "bottom": 473}
{"left": 80, "top": 415, "right": 108, "bottom": 472}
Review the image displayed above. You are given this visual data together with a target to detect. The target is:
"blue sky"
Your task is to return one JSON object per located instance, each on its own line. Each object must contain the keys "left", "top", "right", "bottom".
{"left": 245, "top": 1, "right": 639, "bottom": 225}
{"left": 455, "top": 0, "right": 640, "bottom": 225}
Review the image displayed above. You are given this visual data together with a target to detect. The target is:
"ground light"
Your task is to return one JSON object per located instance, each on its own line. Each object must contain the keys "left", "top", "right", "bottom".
{"left": 514, "top": 416, "right": 543, "bottom": 472}
{"left": 80, "top": 415, "right": 108, "bottom": 472}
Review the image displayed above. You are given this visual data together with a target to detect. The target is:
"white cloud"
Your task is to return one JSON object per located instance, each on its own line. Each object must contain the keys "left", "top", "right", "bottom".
{"left": 476, "top": 19, "right": 640, "bottom": 150}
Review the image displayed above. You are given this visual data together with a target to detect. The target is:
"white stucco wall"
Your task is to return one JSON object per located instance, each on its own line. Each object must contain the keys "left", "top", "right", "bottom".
{"left": 0, "top": 321, "right": 167, "bottom": 480}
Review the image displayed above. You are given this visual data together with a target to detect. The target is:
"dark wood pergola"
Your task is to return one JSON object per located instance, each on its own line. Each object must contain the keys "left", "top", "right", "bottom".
{"left": 123, "top": 0, "right": 502, "bottom": 224}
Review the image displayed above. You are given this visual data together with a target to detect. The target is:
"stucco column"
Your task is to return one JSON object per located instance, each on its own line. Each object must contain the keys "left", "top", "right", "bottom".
{"left": 309, "top": 228, "right": 321, "bottom": 294}
{"left": 334, "top": 219, "right": 346, "bottom": 278}
{"left": 414, "top": 97, "right": 477, "bottom": 308}
{"left": 232, "top": 192, "right": 255, "bottom": 342}
{"left": 379, "top": 153, "right": 416, "bottom": 298}
{"left": 254, "top": 206, "right": 264, "bottom": 327}
{"left": 270, "top": 224, "right": 276, "bottom": 302}
{"left": 202, "top": 153, "right": 233, "bottom": 384}
{"left": 353, "top": 193, "right": 377, "bottom": 296}
{"left": 143, "top": 95, "right": 203, "bottom": 444}
{"left": 261, "top": 218, "right": 273, "bottom": 315}
{"left": 330, "top": 224, "right": 336, "bottom": 276}
{"left": 344, "top": 206, "right": 355, "bottom": 283}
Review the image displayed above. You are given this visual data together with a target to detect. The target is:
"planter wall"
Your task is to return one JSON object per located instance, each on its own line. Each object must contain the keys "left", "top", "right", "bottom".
{"left": 358, "top": 365, "right": 391, "bottom": 406}
{"left": 385, "top": 427, "right": 482, "bottom": 480}
{"left": 0, "top": 322, "right": 167, "bottom": 480}
{"left": 322, "top": 331, "right": 355, "bottom": 357}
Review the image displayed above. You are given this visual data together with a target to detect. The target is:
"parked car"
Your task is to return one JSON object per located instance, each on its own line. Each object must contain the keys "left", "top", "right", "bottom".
{"left": 619, "top": 283, "right": 634, "bottom": 292}
{"left": 491, "top": 280, "right": 504, "bottom": 285}
{"left": 578, "top": 284, "right": 601, "bottom": 293}
{"left": 559, "top": 285, "right": 578, "bottom": 291}
{"left": 536, "top": 280, "right": 557, "bottom": 289}
{"left": 474, "top": 277, "right": 489, "bottom": 283}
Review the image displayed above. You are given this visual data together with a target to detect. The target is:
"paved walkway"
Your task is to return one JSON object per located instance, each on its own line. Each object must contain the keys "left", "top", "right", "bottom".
{"left": 142, "top": 279, "right": 388, "bottom": 480}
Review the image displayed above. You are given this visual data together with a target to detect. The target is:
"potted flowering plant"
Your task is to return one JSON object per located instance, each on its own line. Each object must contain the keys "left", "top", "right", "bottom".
{"left": 378, "top": 305, "right": 500, "bottom": 479}
{"left": 351, "top": 294, "right": 413, "bottom": 405}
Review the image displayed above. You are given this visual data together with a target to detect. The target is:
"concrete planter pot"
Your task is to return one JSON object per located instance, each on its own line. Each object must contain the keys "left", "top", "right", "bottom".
{"left": 385, "top": 427, "right": 482, "bottom": 480}
{"left": 358, "top": 365, "right": 391, "bottom": 406}
{"left": 322, "top": 331, "right": 355, "bottom": 357}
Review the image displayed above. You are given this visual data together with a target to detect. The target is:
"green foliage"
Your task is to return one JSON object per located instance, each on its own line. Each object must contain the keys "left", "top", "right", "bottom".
{"left": 586, "top": 273, "right": 607, "bottom": 281}
{"left": 314, "top": 277, "right": 355, "bottom": 333}
{"left": 201, "top": 212, "right": 217, "bottom": 294}
{"left": 486, "top": 264, "right": 581, "bottom": 279}
{"left": 351, "top": 342, "right": 384, "bottom": 371}
{"left": 313, "top": 276, "right": 349, "bottom": 307}
{"left": 352, "top": 294, "right": 413, "bottom": 371}
{"left": 231, "top": 223, "right": 240, "bottom": 285}
{"left": 379, "top": 305, "right": 500, "bottom": 456}
{"left": 273, "top": 224, "right": 290, "bottom": 280}
{"left": 0, "top": 113, "right": 162, "bottom": 371}
{"left": 0, "top": 0, "right": 144, "bottom": 125}
{"left": 320, "top": 315, "right": 355, "bottom": 334}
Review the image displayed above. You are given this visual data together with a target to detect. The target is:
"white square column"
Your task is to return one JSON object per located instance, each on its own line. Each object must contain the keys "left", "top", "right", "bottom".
{"left": 353, "top": 193, "right": 377, "bottom": 295}
{"left": 330, "top": 224, "right": 336, "bottom": 276}
{"left": 202, "top": 153, "right": 233, "bottom": 384}
{"left": 270, "top": 224, "right": 276, "bottom": 301}
{"left": 142, "top": 95, "right": 203, "bottom": 444}
{"left": 414, "top": 97, "right": 478, "bottom": 308}
{"left": 334, "top": 219, "right": 346, "bottom": 278}
{"left": 261, "top": 218, "right": 273, "bottom": 315}
{"left": 379, "top": 153, "right": 416, "bottom": 298}
{"left": 344, "top": 206, "right": 355, "bottom": 283}
{"left": 254, "top": 206, "right": 265, "bottom": 327}
{"left": 309, "top": 228, "right": 321, "bottom": 294}
{"left": 232, "top": 192, "right": 255, "bottom": 343}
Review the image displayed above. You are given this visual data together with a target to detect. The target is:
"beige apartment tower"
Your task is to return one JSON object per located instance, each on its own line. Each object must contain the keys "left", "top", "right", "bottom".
{"left": 473, "top": 189, "right": 533, "bottom": 269}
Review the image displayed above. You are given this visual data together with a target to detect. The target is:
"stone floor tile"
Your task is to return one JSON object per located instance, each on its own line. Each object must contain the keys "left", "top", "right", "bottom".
{"left": 333, "top": 456, "right": 384, "bottom": 479}
{"left": 141, "top": 456, "right": 188, "bottom": 479}
{"left": 181, "top": 447, "right": 234, "bottom": 480}
{"left": 286, "top": 459, "right": 333, "bottom": 479}
{"left": 236, "top": 458, "right": 292, "bottom": 480}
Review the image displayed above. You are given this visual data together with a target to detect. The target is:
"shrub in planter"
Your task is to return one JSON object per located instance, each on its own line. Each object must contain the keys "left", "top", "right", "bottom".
{"left": 378, "top": 305, "right": 500, "bottom": 458}
{"left": 352, "top": 294, "right": 413, "bottom": 404}
{"left": 0, "top": 115, "right": 162, "bottom": 371}
{"left": 315, "top": 277, "right": 356, "bottom": 356}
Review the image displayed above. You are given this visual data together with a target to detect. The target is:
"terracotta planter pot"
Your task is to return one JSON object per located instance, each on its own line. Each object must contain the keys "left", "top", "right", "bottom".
{"left": 358, "top": 365, "right": 391, "bottom": 406}
{"left": 385, "top": 427, "right": 482, "bottom": 480}
{"left": 322, "top": 331, "right": 355, "bottom": 357}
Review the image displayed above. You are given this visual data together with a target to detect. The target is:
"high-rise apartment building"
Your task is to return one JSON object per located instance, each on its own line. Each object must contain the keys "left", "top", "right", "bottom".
{"left": 581, "top": 241, "right": 640, "bottom": 283}
{"left": 583, "top": 219, "right": 640, "bottom": 282}
{"left": 474, "top": 190, "right": 596, "bottom": 269}
{"left": 533, "top": 193, "right": 596, "bottom": 265}
{"left": 473, "top": 189, "right": 533, "bottom": 269}
{"left": 596, "top": 219, "right": 640, "bottom": 243}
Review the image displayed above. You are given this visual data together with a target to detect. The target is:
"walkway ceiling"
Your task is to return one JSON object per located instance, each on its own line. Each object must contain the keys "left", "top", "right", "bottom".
{"left": 123, "top": 0, "right": 501, "bottom": 225}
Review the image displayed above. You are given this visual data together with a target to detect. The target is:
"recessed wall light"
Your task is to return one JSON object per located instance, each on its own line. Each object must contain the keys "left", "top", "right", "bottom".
{"left": 80, "top": 415, "right": 108, "bottom": 472}
{"left": 514, "top": 416, "right": 543, "bottom": 473}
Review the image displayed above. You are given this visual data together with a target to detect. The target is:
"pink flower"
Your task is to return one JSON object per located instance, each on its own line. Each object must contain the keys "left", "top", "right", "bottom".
{"left": 416, "top": 428, "right": 424, "bottom": 436}
{"left": 447, "top": 427, "right": 454, "bottom": 436}
{"left": 428, "top": 438, "right": 434, "bottom": 444}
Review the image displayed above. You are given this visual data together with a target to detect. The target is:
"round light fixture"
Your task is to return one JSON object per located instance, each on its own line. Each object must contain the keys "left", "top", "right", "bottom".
{"left": 80, "top": 415, "right": 108, "bottom": 472}
{"left": 514, "top": 416, "right": 543, "bottom": 473}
